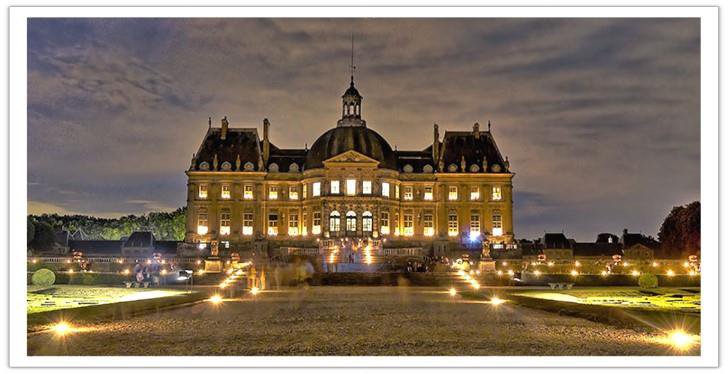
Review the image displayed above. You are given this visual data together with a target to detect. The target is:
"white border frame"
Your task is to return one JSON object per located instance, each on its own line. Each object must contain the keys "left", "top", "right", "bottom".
{"left": 7, "top": 6, "right": 719, "bottom": 368}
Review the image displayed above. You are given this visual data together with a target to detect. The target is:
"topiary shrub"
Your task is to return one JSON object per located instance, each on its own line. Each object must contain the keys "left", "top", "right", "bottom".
{"left": 638, "top": 273, "right": 658, "bottom": 289}
{"left": 31, "top": 268, "right": 56, "bottom": 287}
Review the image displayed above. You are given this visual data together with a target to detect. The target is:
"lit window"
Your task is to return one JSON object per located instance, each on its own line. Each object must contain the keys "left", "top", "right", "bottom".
{"left": 423, "top": 213, "right": 434, "bottom": 237}
{"left": 302, "top": 212, "right": 308, "bottom": 236}
{"left": 403, "top": 186, "right": 413, "bottom": 201}
{"left": 289, "top": 186, "right": 299, "bottom": 200}
{"left": 243, "top": 185, "right": 254, "bottom": 200}
{"left": 448, "top": 186, "right": 458, "bottom": 201}
{"left": 394, "top": 213, "right": 400, "bottom": 236}
{"left": 330, "top": 180, "right": 340, "bottom": 194}
{"left": 448, "top": 211, "right": 458, "bottom": 237}
{"left": 470, "top": 186, "right": 480, "bottom": 201}
{"left": 362, "top": 180, "right": 372, "bottom": 195}
{"left": 220, "top": 209, "right": 231, "bottom": 236}
{"left": 362, "top": 211, "right": 373, "bottom": 232}
{"left": 395, "top": 185, "right": 400, "bottom": 199}
{"left": 197, "top": 210, "right": 209, "bottom": 235}
{"left": 198, "top": 184, "right": 208, "bottom": 199}
{"left": 346, "top": 211, "right": 357, "bottom": 232}
{"left": 288, "top": 211, "right": 299, "bottom": 236}
{"left": 380, "top": 211, "right": 390, "bottom": 235}
{"left": 267, "top": 213, "right": 279, "bottom": 236}
{"left": 312, "top": 182, "right": 321, "bottom": 197}
{"left": 302, "top": 184, "right": 307, "bottom": 200}
{"left": 403, "top": 212, "right": 414, "bottom": 236}
{"left": 329, "top": 211, "right": 340, "bottom": 232}
{"left": 242, "top": 212, "right": 253, "bottom": 236}
{"left": 470, "top": 213, "right": 480, "bottom": 237}
{"left": 312, "top": 211, "right": 322, "bottom": 235}
{"left": 492, "top": 210, "right": 503, "bottom": 236}
{"left": 346, "top": 179, "right": 356, "bottom": 196}
{"left": 221, "top": 184, "right": 231, "bottom": 199}
{"left": 424, "top": 186, "right": 433, "bottom": 201}
{"left": 381, "top": 182, "right": 390, "bottom": 198}
{"left": 268, "top": 185, "right": 278, "bottom": 200}
{"left": 492, "top": 186, "right": 502, "bottom": 201}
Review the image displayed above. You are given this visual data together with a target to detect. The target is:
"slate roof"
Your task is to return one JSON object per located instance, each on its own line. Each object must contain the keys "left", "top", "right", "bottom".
{"left": 193, "top": 128, "right": 262, "bottom": 171}
{"left": 267, "top": 145, "right": 307, "bottom": 172}
{"left": 396, "top": 149, "right": 435, "bottom": 173}
{"left": 543, "top": 233, "right": 572, "bottom": 249}
{"left": 68, "top": 240, "right": 123, "bottom": 255}
{"left": 154, "top": 240, "right": 180, "bottom": 255}
{"left": 621, "top": 232, "right": 660, "bottom": 249}
{"left": 438, "top": 130, "right": 508, "bottom": 173}
{"left": 123, "top": 231, "right": 154, "bottom": 248}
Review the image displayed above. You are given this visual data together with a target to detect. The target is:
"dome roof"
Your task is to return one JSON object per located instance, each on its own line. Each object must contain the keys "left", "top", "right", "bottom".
{"left": 343, "top": 83, "right": 361, "bottom": 98}
{"left": 305, "top": 126, "right": 397, "bottom": 170}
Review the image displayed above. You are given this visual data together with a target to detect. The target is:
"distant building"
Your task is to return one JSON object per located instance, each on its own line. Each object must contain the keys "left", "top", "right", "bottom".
{"left": 522, "top": 229, "right": 658, "bottom": 263}
{"left": 66, "top": 231, "right": 178, "bottom": 258}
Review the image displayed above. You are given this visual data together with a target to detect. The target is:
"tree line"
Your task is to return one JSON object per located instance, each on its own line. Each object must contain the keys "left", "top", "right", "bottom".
{"left": 28, "top": 207, "right": 186, "bottom": 251}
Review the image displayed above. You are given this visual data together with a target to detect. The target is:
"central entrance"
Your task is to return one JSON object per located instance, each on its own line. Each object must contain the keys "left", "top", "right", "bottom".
{"left": 319, "top": 237, "right": 383, "bottom": 272}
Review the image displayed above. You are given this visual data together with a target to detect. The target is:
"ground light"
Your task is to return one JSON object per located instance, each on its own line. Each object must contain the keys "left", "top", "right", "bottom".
{"left": 52, "top": 322, "right": 73, "bottom": 336}
{"left": 570, "top": 269, "right": 579, "bottom": 277}
{"left": 663, "top": 329, "right": 699, "bottom": 351}
{"left": 490, "top": 296, "right": 505, "bottom": 306}
{"left": 208, "top": 294, "right": 223, "bottom": 304}
{"left": 448, "top": 288, "right": 457, "bottom": 296}
{"left": 666, "top": 269, "right": 675, "bottom": 277}
{"left": 250, "top": 287, "right": 260, "bottom": 296}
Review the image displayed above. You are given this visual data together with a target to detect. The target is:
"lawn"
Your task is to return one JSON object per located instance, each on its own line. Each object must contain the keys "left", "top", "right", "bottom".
{"left": 27, "top": 285, "right": 187, "bottom": 314}
{"left": 513, "top": 287, "right": 700, "bottom": 312}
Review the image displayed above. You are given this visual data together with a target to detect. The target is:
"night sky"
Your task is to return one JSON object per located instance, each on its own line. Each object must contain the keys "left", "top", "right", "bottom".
{"left": 27, "top": 18, "right": 700, "bottom": 241}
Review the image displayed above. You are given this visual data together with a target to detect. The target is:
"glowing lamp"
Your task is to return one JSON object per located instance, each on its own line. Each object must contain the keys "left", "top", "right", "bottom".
{"left": 666, "top": 269, "right": 675, "bottom": 277}
{"left": 448, "top": 288, "right": 457, "bottom": 296}
{"left": 490, "top": 296, "right": 505, "bottom": 306}
{"left": 250, "top": 287, "right": 260, "bottom": 296}
{"left": 570, "top": 269, "right": 578, "bottom": 277}
{"left": 52, "top": 322, "right": 72, "bottom": 336}
{"left": 208, "top": 295, "right": 223, "bottom": 304}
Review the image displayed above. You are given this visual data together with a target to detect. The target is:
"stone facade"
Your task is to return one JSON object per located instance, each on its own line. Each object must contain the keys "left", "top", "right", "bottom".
{"left": 185, "top": 77, "right": 514, "bottom": 255}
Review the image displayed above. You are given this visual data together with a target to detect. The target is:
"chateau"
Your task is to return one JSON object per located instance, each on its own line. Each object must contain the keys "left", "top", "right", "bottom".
{"left": 184, "top": 75, "right": 515, "bottom": 258}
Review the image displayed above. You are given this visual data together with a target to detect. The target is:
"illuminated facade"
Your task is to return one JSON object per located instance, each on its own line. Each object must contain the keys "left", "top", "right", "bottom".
{"left": 185, "top": 76, "right": 514, "bottom": 255}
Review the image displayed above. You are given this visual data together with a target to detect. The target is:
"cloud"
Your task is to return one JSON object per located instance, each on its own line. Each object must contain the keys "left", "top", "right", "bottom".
{"left": 27, "top": 18, "right": 700, "bottom": 241}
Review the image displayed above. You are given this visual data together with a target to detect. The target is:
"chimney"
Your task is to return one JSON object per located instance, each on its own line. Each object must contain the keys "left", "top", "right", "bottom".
{"left": 473, "top": 122, "right": 480, "bottom": 139}
{"left": 220, "top": 116, "right": 229, "bottom": 140}
{"left": 263, "top": 118, "right": 270, "bottom": 164}
{"left": 432, "top": 123, "right": 439, "bottom": 163}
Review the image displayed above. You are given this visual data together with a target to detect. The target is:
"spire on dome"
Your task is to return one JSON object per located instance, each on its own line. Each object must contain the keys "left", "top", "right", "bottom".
{"left": 338, "top": 34, "right": 365, "bottom": 127}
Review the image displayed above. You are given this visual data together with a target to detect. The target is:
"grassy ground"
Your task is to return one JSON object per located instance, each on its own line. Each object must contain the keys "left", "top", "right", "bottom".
{"left": 27, "top": 285, "right": 187, "bottom": 314}
{"left": 28, "top": 286, "right": 699, "bottom": 356}
{"left": 512, "top": 287, "right": 700, "bottom": 312}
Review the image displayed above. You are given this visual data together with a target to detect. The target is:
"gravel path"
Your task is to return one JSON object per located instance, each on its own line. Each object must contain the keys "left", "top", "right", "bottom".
{"left": 27, "top": 286, "right": 698, "bottom": 356}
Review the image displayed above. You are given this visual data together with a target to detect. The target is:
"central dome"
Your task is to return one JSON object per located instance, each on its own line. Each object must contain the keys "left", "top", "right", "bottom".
{"left": 305, "top": 126, "right": 398, "bottom": 170}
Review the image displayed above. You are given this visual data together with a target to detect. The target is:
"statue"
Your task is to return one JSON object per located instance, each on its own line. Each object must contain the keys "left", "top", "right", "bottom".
{"left": 213, "top": 153, "right": 219, "bottom": 171}
{"left": 482, "top": 156, "right": 488, "bottom": 172}
{"left": 190, "top": 153, "right": 196, "bottom": 170}
{"left": 460, "top": 155, "right": 466, "bottom": 172}
{"left": 235, "top": 154, "right": 241, "bottom": 171}
{"left": 504, "top": 156, "right": 510, "bottom": 171}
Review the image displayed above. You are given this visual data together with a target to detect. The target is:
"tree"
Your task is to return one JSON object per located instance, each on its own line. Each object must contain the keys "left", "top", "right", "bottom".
{"left": 27, "top": 217, "right": 35, "bottom": 244}
{"left": 658, "top": 201, "right": 700, "bottom": 258}
{"left": 29, "top": 221, "right": 56, "bottom": 252}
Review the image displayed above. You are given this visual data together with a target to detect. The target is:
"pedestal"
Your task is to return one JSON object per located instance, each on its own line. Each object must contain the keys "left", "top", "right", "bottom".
{"left": 204, "top": 257, "right": 223, "bottom": 273}
{"left": 479, "top": 259, "right": 496, "bottom": 273}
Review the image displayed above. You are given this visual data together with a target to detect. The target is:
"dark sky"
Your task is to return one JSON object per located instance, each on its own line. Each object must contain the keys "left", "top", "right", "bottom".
{"left": 27, "top": 18, "right": 700, "bottom": 241}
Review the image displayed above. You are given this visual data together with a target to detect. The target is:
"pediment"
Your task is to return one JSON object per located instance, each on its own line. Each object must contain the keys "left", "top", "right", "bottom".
{"left": 323, "top": 150, "right": 380, "bottom": 166}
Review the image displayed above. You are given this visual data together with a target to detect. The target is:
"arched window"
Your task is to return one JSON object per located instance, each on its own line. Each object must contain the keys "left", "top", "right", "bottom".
{"left": 329, "top": 211, "right": 341, "bottom": 232}
{"left": 346, "top": 211, "right": 357, "bottom": 232}
{"left": 362, "top": 211, "right": 373, "bottom": 233}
